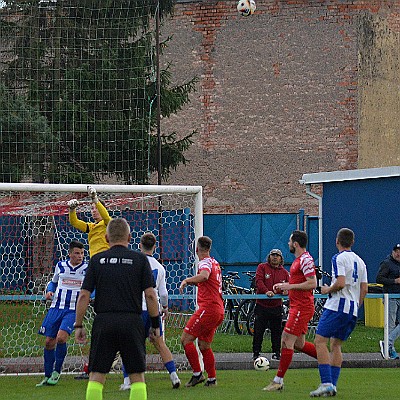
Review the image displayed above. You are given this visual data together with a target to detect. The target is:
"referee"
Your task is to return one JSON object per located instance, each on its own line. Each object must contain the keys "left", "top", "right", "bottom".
{"left": 75, "top": 218, "right": 160, "bottom": 400}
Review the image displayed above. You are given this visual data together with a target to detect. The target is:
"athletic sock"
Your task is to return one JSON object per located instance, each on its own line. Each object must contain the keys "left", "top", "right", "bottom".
{"left": 129, "top": 382, "right": 147, "bottom": 400}
{"left": 276, "top": 347, "right": 294, "bottom": 378}
{"left": 164, "top": 360, "right": 177, "bottom": 374}
{"left": 318, "top": 363, "right": 332, "bottom": 384}
{"left": 331, "top": 366, "right": 341, "bottom": 387}
{"left": 86, "top": 381, "right": 103, "bottom": 400}
{"left": 184, "top": 342, "right": 202, "bottom": 374}
{"left": 201, "top": 348, "right": 216, "bottom": 379}
{"left": 122, "top": 364, "right": 129, "bottom": 379}
{"left": 44, "top": 348, "right": 55, "bottom": 378}
{"left": 301, "top": 341, "right": 317, "bottom": 359}
{"left": 54, "top": 343, "right": 67, "bottom": 373}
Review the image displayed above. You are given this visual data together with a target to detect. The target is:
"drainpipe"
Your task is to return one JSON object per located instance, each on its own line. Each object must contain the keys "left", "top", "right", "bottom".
{"left": 305, "top": 184, "right": 323, "bottom": 270}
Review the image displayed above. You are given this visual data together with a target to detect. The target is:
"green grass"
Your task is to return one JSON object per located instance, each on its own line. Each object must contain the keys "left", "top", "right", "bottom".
{"left": 211, "top": 323, "right": 384, "bottom": 353}
{"left": 0, "top": 369, "right": 397, "bottom": 400}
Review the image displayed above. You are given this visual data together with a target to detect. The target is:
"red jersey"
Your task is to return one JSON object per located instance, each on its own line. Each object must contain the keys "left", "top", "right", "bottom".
{"left": 288, "top": 251, "right": 315, "bottom": 310}
{"left": 197, "top": 256, "right": 224, "bottom": 313}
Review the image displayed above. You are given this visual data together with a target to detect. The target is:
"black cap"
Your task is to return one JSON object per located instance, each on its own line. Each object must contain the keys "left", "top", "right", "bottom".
{"left": 393, "top": 244, "right": 400, "bottom": 251}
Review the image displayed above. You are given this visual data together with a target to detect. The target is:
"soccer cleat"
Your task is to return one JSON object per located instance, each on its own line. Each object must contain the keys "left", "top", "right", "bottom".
{"left": 119, "top": 383, "right": 131, "bottom": 391}
{"left": 271, "top": 353, "right": 280, "bottom": 361}
{"left": 310, "top": 383, "right": 336, "bottom": 397}
{"left": 204, "top": 379, "right": 217, "bottom": 387}
{"left": 172, "top": 378, "right": 181, "bottom": 389}
{"left": 36, "top": 377, "right": 49, "bottom": 387}
{"left": 252, "top": 353, "right": 260, "bottom": 360}
{"left": 74, "top": 372, "right": 89, "bottom": 380}
{"left": 47, "top": 371, "right": 60, "bottom": 385}
{"left": 185, "top": 373, "right": 205, "bottom": 387}
{"left": 263, "top": 381, "right": 284, "bottom": 391}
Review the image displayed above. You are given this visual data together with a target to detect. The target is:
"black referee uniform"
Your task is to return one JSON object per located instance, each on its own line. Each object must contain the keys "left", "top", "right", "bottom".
{"left": 81, "top": 245, "right": 155, "bottom": 374}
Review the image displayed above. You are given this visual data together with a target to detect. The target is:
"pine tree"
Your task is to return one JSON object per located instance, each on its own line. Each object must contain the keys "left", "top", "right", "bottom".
{"left": 0, "top": 0, "right": 196, "bottom": 183}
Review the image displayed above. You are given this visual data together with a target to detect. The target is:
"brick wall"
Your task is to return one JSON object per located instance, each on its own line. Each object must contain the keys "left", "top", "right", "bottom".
{"left": 157, "top": 0, "right": 400, "bottom": 215}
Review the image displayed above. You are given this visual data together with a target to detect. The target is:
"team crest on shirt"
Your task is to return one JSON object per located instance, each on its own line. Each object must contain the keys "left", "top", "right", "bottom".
{"left": 265, "top": 274, "right": 271, "bottom": 279}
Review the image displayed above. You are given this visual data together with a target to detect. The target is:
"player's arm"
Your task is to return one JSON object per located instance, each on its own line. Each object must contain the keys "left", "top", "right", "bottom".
{"left": 145, "top": 287, "right": 161, "bottom": 338}
{"left": 88, "top": 186, "right": 112, "bottom": 225}
{"left": 179, "top": 270, "right": 209, "bottom": 293}
{"left": 74, "top": 289, "right": 91, "bottom": 344}
{"left": 276, "top": 275, "right": 317, "bottom": 292}
{"left": 95, "top": 200, "right": 111, "bottom": 225}
{"left": 158, "top": 269, "right": 169, "bottom": 316}
{"left": 45, "top": 265, "right": 60, "bottom": 300}
{"left": 359, "top": 282, "right": 368, "bottom": 306}
{"left": 321, "top": 275, "right": 345, "bottom": 295}
{"left": 68, "top": 199, "right": 89, "bottom": 233}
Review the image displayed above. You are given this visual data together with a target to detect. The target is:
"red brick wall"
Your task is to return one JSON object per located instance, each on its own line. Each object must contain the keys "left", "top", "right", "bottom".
{"left": 158, "top": 0, "right": 400, "bottom": 214}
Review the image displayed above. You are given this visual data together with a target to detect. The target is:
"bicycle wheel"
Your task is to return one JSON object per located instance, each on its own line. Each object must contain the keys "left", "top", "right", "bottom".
{"left": 246, "top": 307, "right": 256, "bottom": 336}
{"left": 309, "top": 298, "right": 326, "bottom": 326}
{"left": 234, "top": 299, "right": 255, "bottom": 335}
{"left": 220, "top": 299, "right": 235, "bottom": 333}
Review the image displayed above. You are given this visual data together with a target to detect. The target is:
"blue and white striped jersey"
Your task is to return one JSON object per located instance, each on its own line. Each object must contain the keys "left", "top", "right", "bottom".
{"left": 49, "top": 260, "right": 88, "bottom": 310}
{"left": 324, "top": 250, "right": 368, "bottom": 317}
{"left": 142, "top": 255, "right": 168, "bottom": 311}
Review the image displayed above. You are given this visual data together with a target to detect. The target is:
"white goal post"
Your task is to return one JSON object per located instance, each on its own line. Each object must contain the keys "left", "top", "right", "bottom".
{"left": 0, "top": 183, "right": 202, "bottom": 374}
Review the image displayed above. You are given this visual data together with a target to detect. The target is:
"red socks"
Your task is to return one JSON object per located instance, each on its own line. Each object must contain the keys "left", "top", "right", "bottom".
{"left": 201, "top": 348, "right": 216, "bottom": 379}
{"left": 301, "top": 341, "right": 317, "bottom": 359}
{"left": 277, "top": 348, "right": 294, "bottom": 378}
{"left": 184, "top": 342, "right": 201, "bottom": 373}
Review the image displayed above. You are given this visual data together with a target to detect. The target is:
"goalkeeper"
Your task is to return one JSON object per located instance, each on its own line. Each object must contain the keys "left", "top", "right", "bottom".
{"left": 68, "top": 186, "right": 111, "bottom": 258}
{"left": 68, "top": 186, "right": 111, "bottom": 380}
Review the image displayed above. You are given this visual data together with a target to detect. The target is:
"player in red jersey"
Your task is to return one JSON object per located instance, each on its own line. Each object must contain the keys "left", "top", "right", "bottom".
{"left": 179, "top": 236, "right": 224, "bottom": 388}
{"left": 264, "top": 230, "right": 318, "bottom": 392}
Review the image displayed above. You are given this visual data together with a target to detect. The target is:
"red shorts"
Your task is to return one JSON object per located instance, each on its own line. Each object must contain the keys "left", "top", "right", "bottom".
{"left": 284, "top": 306, "right": 314, "bottom": 336}
{"left": 184, "top": 308, "right": 224, "bottom": 343}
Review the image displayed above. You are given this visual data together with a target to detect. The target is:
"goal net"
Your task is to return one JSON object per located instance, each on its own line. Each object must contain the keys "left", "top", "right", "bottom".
{"left": 0, "top": 183, "right": 202, "bottom": 374}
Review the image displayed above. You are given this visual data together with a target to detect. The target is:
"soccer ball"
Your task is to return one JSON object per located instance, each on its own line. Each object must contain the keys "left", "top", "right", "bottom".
{"left": 254, "top": 356, "right": 270, "bottom": 371}
{"left": 237, "top": 0, "right": 256, "bottom": 16}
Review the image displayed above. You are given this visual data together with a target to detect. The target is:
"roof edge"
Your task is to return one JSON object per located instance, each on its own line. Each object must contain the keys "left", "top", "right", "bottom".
{"left": 300, "top": 166, "right": 400, "bottom": 185}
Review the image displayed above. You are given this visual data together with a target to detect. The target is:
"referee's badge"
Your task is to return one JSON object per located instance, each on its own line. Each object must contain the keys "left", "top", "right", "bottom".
{"left": 265, "top": 274, "right": 271, "bottom": 279}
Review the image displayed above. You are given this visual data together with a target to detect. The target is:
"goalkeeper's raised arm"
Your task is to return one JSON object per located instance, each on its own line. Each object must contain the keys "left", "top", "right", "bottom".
{"left": 68, "top": 186, "right": 112, "bottom": 258}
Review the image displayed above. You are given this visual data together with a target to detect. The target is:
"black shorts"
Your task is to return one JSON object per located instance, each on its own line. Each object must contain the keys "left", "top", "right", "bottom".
{"left": 89, "top": 312, "right": 146, "bottom": 374}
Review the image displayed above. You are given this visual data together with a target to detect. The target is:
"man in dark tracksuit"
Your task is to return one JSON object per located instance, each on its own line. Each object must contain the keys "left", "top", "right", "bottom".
{"left": 253, "top": 249, "right": 289, "bottom": 361}
{"left": 376, "top": 243, "right": 400, "bottom": 359}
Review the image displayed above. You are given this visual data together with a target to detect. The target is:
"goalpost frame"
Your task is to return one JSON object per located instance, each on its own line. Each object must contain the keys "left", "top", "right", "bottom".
{"left": 0, "top": 182, "right": 203, "bottom": 237}
{"left": 0, "top": 183, "right": 203, "bottom": 373}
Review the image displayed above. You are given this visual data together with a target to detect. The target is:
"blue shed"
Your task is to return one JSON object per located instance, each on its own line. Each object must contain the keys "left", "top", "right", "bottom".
{"left": 300, "top": 166, "right": 400, "bottom": 282}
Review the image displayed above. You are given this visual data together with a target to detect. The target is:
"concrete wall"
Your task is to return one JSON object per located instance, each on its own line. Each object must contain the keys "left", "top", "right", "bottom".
{"left": 156, "top": 0, "right": 400, "bottom": 215}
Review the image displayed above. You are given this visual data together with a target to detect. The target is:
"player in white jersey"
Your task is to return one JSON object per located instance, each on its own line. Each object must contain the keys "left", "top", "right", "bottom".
{"left": 36, "top": 240, "right": 87, "bottom": 387}
{"left": 120, "top": 232, "right": 180, "bottom": 390}
{"left": 310, "top": 228, "right": 368, "bottom": 397}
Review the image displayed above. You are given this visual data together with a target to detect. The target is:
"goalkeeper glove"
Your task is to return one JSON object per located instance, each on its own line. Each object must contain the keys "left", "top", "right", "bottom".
{"left": 68, "top": 199, "right": 79, "bottom": 210}
{"left": 87, "top": 186, "right": 98, "bottom": 203}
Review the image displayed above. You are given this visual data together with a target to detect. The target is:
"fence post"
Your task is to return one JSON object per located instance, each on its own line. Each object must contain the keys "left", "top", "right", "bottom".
{"left": 384, "top": 293, "right": 389, "bottom": 359}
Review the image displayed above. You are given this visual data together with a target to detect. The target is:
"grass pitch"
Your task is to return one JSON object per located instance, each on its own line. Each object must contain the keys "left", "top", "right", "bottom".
{"left": 1, "top": 368, "right": 397, "bottom": 400}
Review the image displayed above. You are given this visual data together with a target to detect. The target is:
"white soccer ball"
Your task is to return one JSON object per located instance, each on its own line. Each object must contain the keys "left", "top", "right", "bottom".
{"left": 237, "top": 0, "right": 256, "bottom": 16}
{"left": 254, "top": 356, "right": 270, "bottom": 371}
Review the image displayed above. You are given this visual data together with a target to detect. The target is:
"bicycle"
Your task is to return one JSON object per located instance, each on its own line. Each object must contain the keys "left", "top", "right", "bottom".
{"left": 245, "top": 289, "right": 290, "bottom": 337}
{"left": 309, "top": 266, "right": 332, "bottom": 326}
{"left": 220, "top": 271, "right": 250, "bottom": 333}
{"left": 233, "top": 271, "right": 256, "bottom": 335}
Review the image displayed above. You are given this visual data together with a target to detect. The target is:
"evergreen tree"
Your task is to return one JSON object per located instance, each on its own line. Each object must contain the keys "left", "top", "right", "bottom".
{"left": 0, "top": 0, "right": 196, "bottom": 183}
